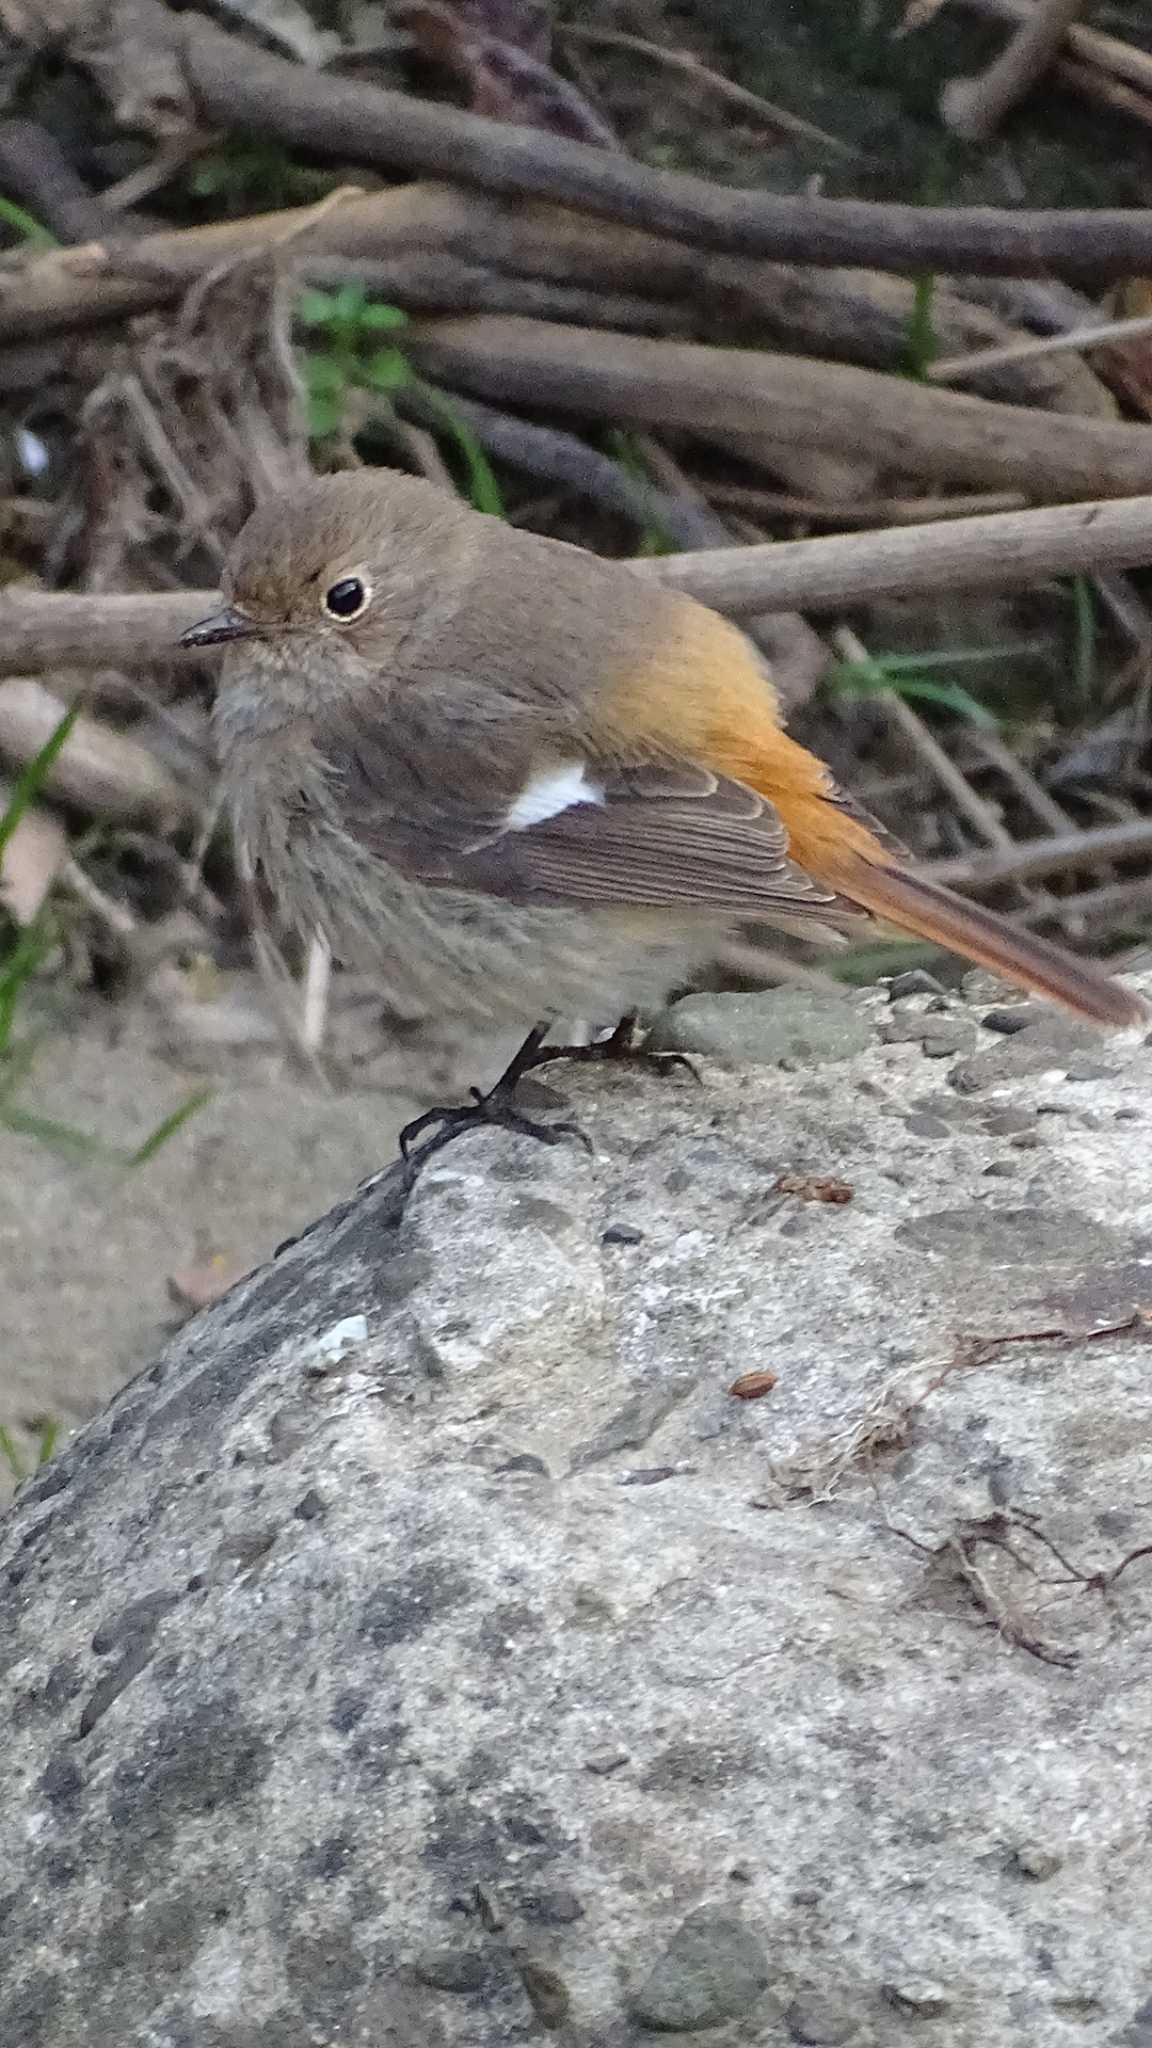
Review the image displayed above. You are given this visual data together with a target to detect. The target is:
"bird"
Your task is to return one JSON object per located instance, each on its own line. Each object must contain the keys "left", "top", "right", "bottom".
{"left": 181, "top": 468, "right": 1147, "bottom": 1161}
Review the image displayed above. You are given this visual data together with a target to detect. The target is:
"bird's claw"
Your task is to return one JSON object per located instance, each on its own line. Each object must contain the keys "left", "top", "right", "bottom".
{"left": 399, "top": 1088, "right": 590, "bottom": 1177}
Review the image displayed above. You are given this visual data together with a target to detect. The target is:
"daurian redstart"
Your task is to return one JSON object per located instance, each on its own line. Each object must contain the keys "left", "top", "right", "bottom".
{"left": 182, "top": 469, "right": 1145, "bottom": 1139}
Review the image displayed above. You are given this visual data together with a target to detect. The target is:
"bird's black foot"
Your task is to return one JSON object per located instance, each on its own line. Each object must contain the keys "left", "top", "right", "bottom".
{"left": 397, "top": 1016, "right": 696, "bottom": 1180}
{"left": 399, "top": 1088, "right": 587, "bottom": 1172}
{"left": 398, "top": 1022, "right": 589, "bottom": 1177}
{"left": 527, "top": 1014, "right": 700, "bottom": 1085}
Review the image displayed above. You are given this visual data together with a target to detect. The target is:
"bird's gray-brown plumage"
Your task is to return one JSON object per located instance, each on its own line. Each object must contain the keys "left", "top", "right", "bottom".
{"left": 185, "top": 469, "right": 1146, "bottom": 1036}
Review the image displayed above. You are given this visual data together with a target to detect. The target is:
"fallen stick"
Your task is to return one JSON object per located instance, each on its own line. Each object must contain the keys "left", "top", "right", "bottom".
{"left": 0, "top": 182, "right": 1109, "bottom": 423}
{"left": 929, "top": 308, "right": 1152, "bottom": 384}
{"left": 926, "top": 818, "right": 1152, "bottom": 889}
{"left": 947, "top": 0, "right": 1152, "bottom": 97}
{"left": 5, "top": 497, "right": 1152, "bottom": 668}
{"left": 941, "top": 0, "right": 1087, "bottom": 140}
{"left": 407, "top": 316, "right": 1152, "bottom": 498}
{"left": 643, "top": 495, "right": 1152, "bottom": 615}
{"left": 169, "top": 12, "right": 1152, "bottom": 284}
{"left": 0, "top": 677, "right": 199, "bottom": 825}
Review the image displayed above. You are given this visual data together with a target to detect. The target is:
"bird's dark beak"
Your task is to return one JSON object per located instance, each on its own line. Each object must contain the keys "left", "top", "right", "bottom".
{"left": 179, "top": 605, "right": 262, "bottom": 650}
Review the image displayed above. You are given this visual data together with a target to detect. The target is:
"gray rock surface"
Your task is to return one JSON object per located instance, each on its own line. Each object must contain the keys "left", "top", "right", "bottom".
{"left": 3, "top": 975, "right": 1152, "bottom": 2047}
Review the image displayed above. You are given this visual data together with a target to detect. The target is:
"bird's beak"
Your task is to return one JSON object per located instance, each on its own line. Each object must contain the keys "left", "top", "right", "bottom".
{"left": 179, "top": 605, "right": 262, "bottom": 650}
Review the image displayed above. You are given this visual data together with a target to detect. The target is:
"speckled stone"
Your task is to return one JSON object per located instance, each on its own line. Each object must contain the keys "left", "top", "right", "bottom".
{"left": 647, "top": 990, "right": 874, "bottom": 1065}
{"left": 3, "top": 973, "right": 1152, "bottom": 2048}
{"left": 627, "top": 1909, "right": 770, "bottom": 2031}
{"left": 784, "top": 1991, "right": 861, "bottom": 2042}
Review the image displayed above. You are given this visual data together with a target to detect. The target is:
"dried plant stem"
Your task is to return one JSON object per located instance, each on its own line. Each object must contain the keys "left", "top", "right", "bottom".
{"left": 926, "top": 819, "right": 1152, "bottom": 890}
{"left": 930, "top": 310, "right": 1152, "bottom": 385}
{"left": 557, "top": 23, "right": 862, "bottom": 160}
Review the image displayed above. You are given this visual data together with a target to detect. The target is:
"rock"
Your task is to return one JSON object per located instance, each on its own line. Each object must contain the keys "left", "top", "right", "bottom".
{"left": 413, "top": 1947, "right": 487, "bottom": 1993}
{"left": 879, "top": 1013, "right": 977, "bottom": 1059}
{"left": 627, "top": 1908, "right": 770, "bottom": 2031}
{"left": 3, "top": 974, "right": 1152, "bottom": 2047}
{"left": 647, "top": 989, "right": 874, "bottom": 1064}
{"left": 785, "top": 1993, "right": 861, "bottom": 2043}
{"left": 1010, "top": 1842, "right": 1064, "bottom": 1881}
{"left": 1119, "top": 1995, "right": 1152, "bottom": 2046}
{"left": 884, "top": 1977, "right": 954, "bottom": 2016}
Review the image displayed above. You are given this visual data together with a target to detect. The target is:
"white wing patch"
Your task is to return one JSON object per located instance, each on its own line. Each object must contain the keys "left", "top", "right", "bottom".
{"left": 505, "top": 762, "right": 605, "bottom": 831}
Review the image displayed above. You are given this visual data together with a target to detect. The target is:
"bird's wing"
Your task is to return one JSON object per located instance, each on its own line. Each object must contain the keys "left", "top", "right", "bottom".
{"left": 323, "top": 715, "right": 842, "bottom": 921}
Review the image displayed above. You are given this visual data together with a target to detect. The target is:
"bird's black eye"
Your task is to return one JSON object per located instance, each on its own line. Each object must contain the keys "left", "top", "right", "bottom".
{"left": 323, "top": 576, "right": 369, "bottom": 621}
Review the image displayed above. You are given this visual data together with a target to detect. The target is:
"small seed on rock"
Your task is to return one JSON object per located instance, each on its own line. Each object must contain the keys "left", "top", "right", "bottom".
{"left": 729, "top": 1371, "right": 778, "bottom": 1401}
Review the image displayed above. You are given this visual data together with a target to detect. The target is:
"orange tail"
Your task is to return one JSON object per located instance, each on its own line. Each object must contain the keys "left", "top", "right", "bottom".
{"left": 816, "top": 855, "right": 1146, "bottom": 1031}
{"left": 710, "top": 717, "right": 1147, "bottom": 1031}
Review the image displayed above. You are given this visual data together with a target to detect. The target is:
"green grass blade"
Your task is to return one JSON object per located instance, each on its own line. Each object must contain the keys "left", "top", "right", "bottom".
{"left": 0, "top": 916, "right": 57, "bottom": 1055}
{"left": 35, "top": 1417, "right": 59, "bottom": 1466}
{"left": 902, "top": 271, "right": 938, "bottom": 380}
{"left": 0, "top": 1426, "right": 27, "bottom": 1484}
{"left": 0, "top": 704, "right": 79, "bottom": 864}
{"left": 0, "top": 1100, "right": 116, "bottom": 1156}
{"left": 411, "top": 379, "right": 505, "bottom": 516}
{"left": 1069, "top": 575, "right": 1097, "bottom": 704}
{"left": 125, "top": 1088, "right": 212, "bottom": 1167}
{"left": 0, "top": 196, "right": 57, "bottom": 248}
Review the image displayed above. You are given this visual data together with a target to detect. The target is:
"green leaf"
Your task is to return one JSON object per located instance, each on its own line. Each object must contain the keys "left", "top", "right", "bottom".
{"left": 363, "top": 348, "right": 413, "bottom": 392}
{"left": 0, "top": 1426, "right": 26, "bottom": 1483}
{"left": 902, "top": 270, "right": 938, "bottom": 381}
{"left": 850, "top": 641, "right": 1050, "bottom": 673}
{"left": 304, "top": 355, "right": 345, "bottom": 398}
{"left": 298, "top": 288, "right": 340, "bottom": 327}
{"left": 1069, "top": 574, "right": 1097, "bottom": 704}
{"left": 35, "top": 1417, "right": 59, "bottom": 1466}
{"left": 308, "top": 396, "right": 345, "bottom": 438}
{"left": 360, "top": 302, "right": 409, "bottom": 331}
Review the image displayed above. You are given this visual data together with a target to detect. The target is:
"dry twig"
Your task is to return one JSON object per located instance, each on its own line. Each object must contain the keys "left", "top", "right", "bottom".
{"left": 0, "top": 678, "right": 199, "bottom": 826}
{"left": 557, "top": 22, "right": 862, "bottom": 160}
{"left": 168, "top": 9, "right": 1152, "bottom": 283}
{"left": 9, "top": 495, "right": 1152, "bottom": 670}
{"left": 930, "top": 310, "right": 1152, "bottom": 385}
{"left": 408, "top": 316, "right": 1152, "bottom": 499}
{"left": 940, "top": 0, "right": 1086, "bottom": 140}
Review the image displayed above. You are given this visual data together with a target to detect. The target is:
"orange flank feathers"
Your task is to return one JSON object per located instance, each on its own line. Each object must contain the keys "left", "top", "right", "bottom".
{"left": 606, "top": 599, "right": 1146, "bottom": 1031}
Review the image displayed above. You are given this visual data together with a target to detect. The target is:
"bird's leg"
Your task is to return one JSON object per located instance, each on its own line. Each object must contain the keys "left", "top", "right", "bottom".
{"left": 398, "top": 1022, "right": 589, "bottom": 1174}
{"left": 521, "top": 1012, "right": 699, "bottom": 1083}
{"left": 398, "top": 1014, "right": 697, "bottom": 1179}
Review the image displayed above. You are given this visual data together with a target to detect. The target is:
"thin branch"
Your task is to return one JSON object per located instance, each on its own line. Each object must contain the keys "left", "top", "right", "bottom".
{"left": 930, "top": 309, "right": 1152, "bottom": 384}
{"left": 409, "top": 316, "right": 1152, "bottom": 499}
{"left": 641, "top": 495, "right": 1152, "bottom": 616}
{"left": 926, "top": 819, "right": 1152, "bottom": 890}
{"left": 946, "top": 0, "right": 1152, "bottom": 97}
{"left": 169, "top": 11, "right": 1152, "bottom": 284}
{"left": 940, "top": 0, "right": 1087, "bottom": 141}
{"left": 557, "top": 23, "right": 862, "bottom": 160}
{"left": 11, "top": 497, "right": 1152, "bottom": 671}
